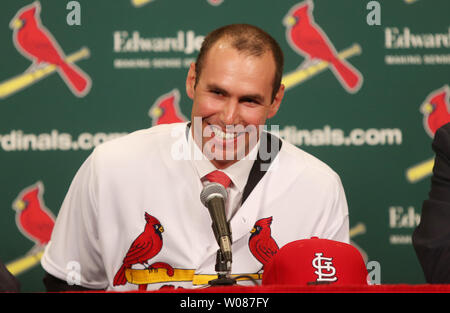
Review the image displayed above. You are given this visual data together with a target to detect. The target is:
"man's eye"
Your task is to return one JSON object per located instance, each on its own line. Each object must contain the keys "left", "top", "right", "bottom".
{"left": 241, "top": 98, "right": 259, "bottom": 104}
{"left": 211, "top": 89, "right": 223, "bottom": 95}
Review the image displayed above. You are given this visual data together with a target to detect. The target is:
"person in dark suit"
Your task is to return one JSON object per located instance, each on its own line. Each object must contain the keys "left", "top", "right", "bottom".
{"left": 0, "top": 261, "right": 20, "bottom": 292}
{"left": 413, "top": 122, "right": 450, "bottom": 283}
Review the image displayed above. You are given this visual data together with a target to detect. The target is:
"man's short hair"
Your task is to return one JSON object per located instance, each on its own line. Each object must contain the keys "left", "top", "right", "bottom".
{"left": 195, "top": 24, "right": 284, "bottom": 102}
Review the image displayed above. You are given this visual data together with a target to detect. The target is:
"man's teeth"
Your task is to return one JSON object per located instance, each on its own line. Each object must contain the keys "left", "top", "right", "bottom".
{"left": 212, "top": 127, "right": 238, "bottom": 140}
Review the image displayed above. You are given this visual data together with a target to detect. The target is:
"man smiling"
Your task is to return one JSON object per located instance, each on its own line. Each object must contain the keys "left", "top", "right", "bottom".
{"left": 186, "top": 25, "right": 284, "bottom": 168}
{"left": 41, "top": 24, "right": 349, "bottom": 291}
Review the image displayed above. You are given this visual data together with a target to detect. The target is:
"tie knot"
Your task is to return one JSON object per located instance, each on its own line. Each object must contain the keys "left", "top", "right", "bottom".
{"left": 205, "top": 170, "right": 231, "bottom": 189}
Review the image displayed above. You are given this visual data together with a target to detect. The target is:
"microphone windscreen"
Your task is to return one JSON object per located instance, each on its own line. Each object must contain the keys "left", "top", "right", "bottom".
{"left": 200, "top": 182, "right": 227, "bottom": 206}
{"left": 262, "top": 237, "right": 368, "bottom": 286}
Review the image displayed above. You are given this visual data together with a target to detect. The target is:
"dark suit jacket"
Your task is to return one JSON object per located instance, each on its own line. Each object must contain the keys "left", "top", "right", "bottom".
{"left": 412, "top": 122, "right": 450, "bottom": 283}
{"left": 0, "top": 260, "right": 20, "bottom": 292}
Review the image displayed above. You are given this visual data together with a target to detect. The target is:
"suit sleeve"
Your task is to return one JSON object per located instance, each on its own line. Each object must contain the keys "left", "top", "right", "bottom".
{"left": 412, "top": 122, "right": 450, "bottom": 283}
{"left": 40, "top": 150, "right": 108, "bottom": 290}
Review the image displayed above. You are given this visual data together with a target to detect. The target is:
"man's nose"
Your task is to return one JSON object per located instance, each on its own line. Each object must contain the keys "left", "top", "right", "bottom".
{"left": 221, "top": 99, "right": 239, "bottom": 125}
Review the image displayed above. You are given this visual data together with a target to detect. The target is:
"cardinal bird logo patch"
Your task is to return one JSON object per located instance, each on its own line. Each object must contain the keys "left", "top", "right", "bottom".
{"left": 249, "top": 217, "right": 279, "bottom": 269}
{"left": 421, "top": 85, "right": 450, "bottom": 138}
{"left": 113, "top": 212, "right": 174, "bottom": 289}
{"left": 149, "top": 89, "right": 188, "bottom": 126}
{"left": 13, "top": 181, "right": 55, "bottom": 247}
{"left": 283, "top": 0, "right": 363, "bottom": 93}
{"left": 0, "top": 1, "right": 91, "bottom": 99}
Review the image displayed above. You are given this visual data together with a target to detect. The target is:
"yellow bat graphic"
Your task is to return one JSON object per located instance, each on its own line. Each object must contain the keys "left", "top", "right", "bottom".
{"left": 6, "top": 248, "right": 44, "bottom": 276}
{"left": 406, "top": 157, "right": 434, "bottom": 183}
{"left": 131, "top": 0, "right": 153, "bottom": 7}
{"left": 125, "top": 268, "right": 262, "bottom": 286}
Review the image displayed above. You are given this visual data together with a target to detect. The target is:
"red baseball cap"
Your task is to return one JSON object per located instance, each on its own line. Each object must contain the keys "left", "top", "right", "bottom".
{"left": 262, "top": 237, "right": 368, "bottom": 286}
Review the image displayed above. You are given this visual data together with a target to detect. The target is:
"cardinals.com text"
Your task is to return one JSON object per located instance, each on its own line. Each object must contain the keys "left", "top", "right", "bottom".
{"left": 279, "top": 125, "right": 403, "bottom": 147}
{"left": 0, "top": 129, "right": 127, "bottom": 151}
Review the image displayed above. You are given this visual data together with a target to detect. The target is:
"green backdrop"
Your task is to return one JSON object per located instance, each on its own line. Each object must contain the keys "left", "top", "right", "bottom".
{"left": 1, "top": 0, "right": 449, "bottom": 291}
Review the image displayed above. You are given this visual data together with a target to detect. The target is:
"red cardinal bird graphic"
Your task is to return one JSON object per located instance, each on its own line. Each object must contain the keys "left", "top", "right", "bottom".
{"left": 284, "top": 1, "right": 362, "bottom": 93}
{"left": 249, "top": 217, "right": 279, "bottom": 269}
{"left": 10, "top": 2, "right": 91, "bottom": 97}
{"left": 421, "top": 85, "right": 450, "bottom": 137}
{"left": 13, "top": 182, "right": 55, "bottom": 246}
{"left": 113, "top": 212, "right": 174, "bottom": 286}
{"left": 208, "top": 0, "right": 224, "bottom": 5}
{"left": 149, "top": 89, "right": 187, "bottom": 126}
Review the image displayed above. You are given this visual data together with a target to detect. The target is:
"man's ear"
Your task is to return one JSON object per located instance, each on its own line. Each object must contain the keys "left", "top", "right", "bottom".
{"left": 186, "top": 62, "right": 196, "bottom": 100}
{"left": 267, "top": 84, "right": 285, "bottom": 119}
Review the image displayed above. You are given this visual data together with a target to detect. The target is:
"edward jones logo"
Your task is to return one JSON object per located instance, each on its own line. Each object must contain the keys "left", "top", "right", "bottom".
{"left": 384, "top": 27, "right": 450, "bottom": 65}
{"left": 113, "top": 31, "right": 204, "bottom": 69}
{"left": 113, "top": 31, "right": 203, "bottom": 54}
{"left": 388, "top": 206, "right": 420, "bottom": 245}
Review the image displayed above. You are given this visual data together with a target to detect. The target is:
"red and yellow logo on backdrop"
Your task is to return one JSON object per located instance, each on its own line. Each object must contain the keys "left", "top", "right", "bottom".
{"left": 0, "top": 1, "right": 91, "bottom": 99}
{"left": 282, "top": 0, "right": 363, "bottom": 93}
{"left": 406, "top": 85, "right": 450, "bottom": 183}
{"left": 7, "top": 182, "right": 55, "bottom": 276}
{"left": 148, "top": 89, "right": 188, "bottom": 126}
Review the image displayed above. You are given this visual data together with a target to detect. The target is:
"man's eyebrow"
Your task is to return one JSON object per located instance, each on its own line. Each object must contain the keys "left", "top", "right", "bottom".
{"left": 207, "top": 84, "right": 265, "bottom": 103}
{"left": 206, "top": 84, "right": 229, "bottom": 95}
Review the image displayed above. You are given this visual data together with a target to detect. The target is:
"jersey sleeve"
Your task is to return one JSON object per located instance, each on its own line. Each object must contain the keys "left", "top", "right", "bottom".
{"left": 41, "top": 150, "right": 108, "bottom": 289}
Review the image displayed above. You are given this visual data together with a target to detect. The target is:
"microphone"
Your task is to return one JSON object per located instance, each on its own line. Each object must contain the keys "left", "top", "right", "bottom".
{"left": 200, "top": 183, "right": 232, "bottom": 269}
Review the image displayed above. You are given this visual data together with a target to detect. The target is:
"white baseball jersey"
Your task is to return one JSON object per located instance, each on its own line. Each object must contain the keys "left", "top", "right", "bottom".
{"left": 41, "top": 122, "right": 349, "bottom": 291}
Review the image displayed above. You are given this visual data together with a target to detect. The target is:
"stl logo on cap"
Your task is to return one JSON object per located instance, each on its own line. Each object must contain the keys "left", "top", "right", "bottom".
{"left": 262, "top": 237, "right": 368, "bottom": 286}
{"left": 312, "top": 252, "right": 337, "bottom": 283}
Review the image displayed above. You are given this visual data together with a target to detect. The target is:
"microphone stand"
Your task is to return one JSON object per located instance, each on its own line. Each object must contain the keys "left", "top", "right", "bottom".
{"left": 208, "top": 249, "right": 236, "bottom": 286}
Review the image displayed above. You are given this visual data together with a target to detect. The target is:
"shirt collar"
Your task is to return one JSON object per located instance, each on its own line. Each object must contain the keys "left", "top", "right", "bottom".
{"left": 188, "top": 126, "right": 259, "bottom": 193}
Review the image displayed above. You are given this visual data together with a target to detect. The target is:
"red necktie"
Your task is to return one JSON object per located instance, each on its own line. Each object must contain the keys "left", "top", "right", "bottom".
{"left": 205, "top": 170, "right": 231, "bottom": 189}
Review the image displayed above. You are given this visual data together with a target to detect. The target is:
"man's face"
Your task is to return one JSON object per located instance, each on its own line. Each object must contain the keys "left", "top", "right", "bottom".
{"left": 186, "top": 42, "right": 284, "bottom": 169}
